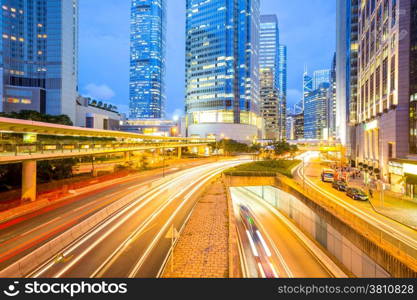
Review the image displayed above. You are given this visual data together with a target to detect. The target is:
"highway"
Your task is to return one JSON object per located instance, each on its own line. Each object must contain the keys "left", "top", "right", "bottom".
{"left": 231, "top": 187, "right": 347, "bottom": 278}
{"left": 0, "top": 158, "right": 243, "bottom": 275}
{"left": 294, "top": 152, "right": 417, "bottom": 265}
{"left": 1, "top": 159, "right": 246, "bottom": 278}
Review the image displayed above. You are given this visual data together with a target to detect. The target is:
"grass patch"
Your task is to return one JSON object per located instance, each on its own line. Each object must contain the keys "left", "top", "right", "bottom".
{"left": 223, "top": 160, "right": 301, "bottom": 178}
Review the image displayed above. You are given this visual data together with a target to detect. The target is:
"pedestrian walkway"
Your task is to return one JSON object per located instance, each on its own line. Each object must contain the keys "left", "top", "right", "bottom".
{"left": 348, "top": 177, "right": 417, "bottom": 229}
{"left": 162, "top": 179, "right": 231, "bottom": 278}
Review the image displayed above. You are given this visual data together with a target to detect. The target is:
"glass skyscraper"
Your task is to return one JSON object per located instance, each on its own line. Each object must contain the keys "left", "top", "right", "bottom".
{"left": 260, "top": 15, "right": 279, "bottom": 89}
{"left": 0, "top": 0, "right": 79, "bottom": 122}
{"left": 259, "top": 15, "right": 287, "bottom": 140}
{"left": 313, "top": 69, "right": 331, "bottom": 90}
{"left": 304, "top": 82, "right": 330, "bottom": 140}
{"left": 185, "top": 0, "right": 261, "bottom": 142}
{"left": 302, "top": 67, "right": 313, "bottom": 110}
{"left": 129, "top": 0, "right": 166, "bottom": 120}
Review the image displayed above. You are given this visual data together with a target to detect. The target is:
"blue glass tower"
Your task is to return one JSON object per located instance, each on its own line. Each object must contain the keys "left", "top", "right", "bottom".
{"left": 260, "top": 15, "right": 279, "bottom": 89}
{"left": 185, "top": 0, "right": 260, "bottom": 142}
{"left": 304, "top": 82, "right": 330, "bottom": 140}
{"left": 0, "top": 0, "right": 79, "bottom": 122}
{"left": 259, "top": 15, "right": 287, "bottom": 140}
{"left": 130, "top": 0, "right": 166, "bottom": 120}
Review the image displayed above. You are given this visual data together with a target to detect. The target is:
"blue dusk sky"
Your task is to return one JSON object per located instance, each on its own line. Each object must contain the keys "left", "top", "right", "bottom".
{"left": 79, "top": 0, "right": 336, "bottom": 118}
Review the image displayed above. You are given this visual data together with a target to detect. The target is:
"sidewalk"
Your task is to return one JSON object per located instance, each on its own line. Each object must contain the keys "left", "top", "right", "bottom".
{"left": 162, "top": 179, "right": 233, "bottom": 278}
{"left": 348, "top": 177, "right": 417, "bottom": 229}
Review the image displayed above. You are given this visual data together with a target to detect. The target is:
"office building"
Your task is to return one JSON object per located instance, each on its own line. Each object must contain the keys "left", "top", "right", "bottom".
{"left": 304, "top": 83, "right": 330, "bottom": 140}
{"left": 260, "top": 68, "right": 280, "bottom": 140}
{"left": 129, "top": 0, "right": 166, "bottom": 119}
{"left": 313, "top": 69, "right": 331, "bottom": 90}
{"left": 336, "top": 0, "right": 359, "bottom": 148}
{"left": 302, "top": 67, "right": 313, "bottom": 110}
{"left": 259, "top": 15, "right": 286, "bottom": 140}
{"left": 0, "top": 0, "right": 79, "bottom": 122}
{"left": 355, "top": 0, "right": 411, "bottom": 192}
{"left": 76, "top": 96, "right": 120, "bottom": 130}
{"left": 185, "top": 0, "right": 261, "bottom": 142}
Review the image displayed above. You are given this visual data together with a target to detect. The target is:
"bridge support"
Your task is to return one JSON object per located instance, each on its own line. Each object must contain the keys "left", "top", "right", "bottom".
{"left": 22, "top": 160, "right": 37, "bottom": 202}
{"left": 124, "top": 151, "right": 131, "bottom": 161}
{"left": 177, "top": 147, "right": 182, "bottom": 159}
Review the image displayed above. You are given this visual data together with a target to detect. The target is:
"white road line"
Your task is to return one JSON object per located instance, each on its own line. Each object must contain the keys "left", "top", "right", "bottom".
{"left": 297, "top": 161, "right": 417, "bottom": 250}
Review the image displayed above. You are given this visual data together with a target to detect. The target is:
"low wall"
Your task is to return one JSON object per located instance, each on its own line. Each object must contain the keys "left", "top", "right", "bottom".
{"left": 224, "top": 174, "right": 417, "bottom": 278}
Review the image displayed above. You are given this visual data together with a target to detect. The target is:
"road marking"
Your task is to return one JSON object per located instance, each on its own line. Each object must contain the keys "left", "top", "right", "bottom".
{"left": 297, "top": 161, "right": 417, "bottom": 250}
{"left": 33, "top": 161, "right": 242, "bottom": 278}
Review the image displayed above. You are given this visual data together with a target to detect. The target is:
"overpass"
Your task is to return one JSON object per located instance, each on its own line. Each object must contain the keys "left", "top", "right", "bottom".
{"left": 0, "top": 117, "right": 210, "bottom": 202}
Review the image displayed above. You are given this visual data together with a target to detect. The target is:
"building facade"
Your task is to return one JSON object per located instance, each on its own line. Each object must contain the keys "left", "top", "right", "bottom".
{"left": 328, "top": 54, "right": 337, "bottom": 140}
{"left": 76, "top": 96, "right": 120, "bottom": 130}
{"left": 336, "top": 0, "right": 359, "bottom": 149}
{"left": 304, "top": 83, "right": 330, "bottom": 140}
{"left": 129, "top": 0, "right": 166, "bottom": 119}
{"left": 259, "top": 15, "right": 286, "bottom": 140}
{"left": 278, "top": 44, "right": 287, "bottom": 140}
{"left": 260, "top": 68, "right": 280, "bottom": 140}
{"left": 294, "top": 112, "right": 304, "bottom": 140}
{"left": 313, "top": 69, "right": 331, "bottom": 90}
{"left": 355, "top": 0, "right": 411, "bottom": 189}
{"left": 302, "top": 67, "right": 313, "bottom": 111}
{"left": 185, "top": 0, "right": 261, "bottom": 142}
{"left": 0, "top": 0, "right": 79, "bottom": 122}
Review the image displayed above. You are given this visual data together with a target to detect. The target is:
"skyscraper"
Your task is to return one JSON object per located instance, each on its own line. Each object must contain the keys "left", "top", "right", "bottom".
{"left": 336, "top": 0, "right": 359, "bottom": 148}
{"left": 185, "top": 0, "right": 261, "bottom": 142}
{"left": 0, "top": 0, "right": 79, "bottom": 122}
{"left": 130, "top": 0, "right": 166, "bottom": 120}
{"left": 278, "top": 44, "right": 287, "bottom": 139}
{"left": 259, "top": 15, "right": 286, "bottom": 140}
{"left": 302, "top": 67, "right": 313, "bottom": 110}
{"left": 313, "top": 69, "right": 331, "bottom": 90}
{"left": 304, "top": 83, "right": 330, "bottom": 140}
{"left": 260, "top": 15, "right": 279, "bottom": 88}
{"left": 327, "top": 53, "right": 337, "bottom": 140}
{"left": 355, "top": 0, "right": 411, "bottom": 192}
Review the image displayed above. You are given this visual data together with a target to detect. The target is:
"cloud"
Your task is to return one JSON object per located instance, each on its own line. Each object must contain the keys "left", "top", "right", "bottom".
{"left": 83, "top": 83, "right": 116, "bottom": 101}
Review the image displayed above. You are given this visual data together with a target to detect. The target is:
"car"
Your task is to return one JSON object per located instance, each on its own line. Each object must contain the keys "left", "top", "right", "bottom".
{"left": 321, "top": 169, "right": 335, "bottom": 183}
{"left": 332, "top": 180, "right": 348, "bottom": 191}
{"left": 346, "top": 187, "right": 369, "bottom": 201}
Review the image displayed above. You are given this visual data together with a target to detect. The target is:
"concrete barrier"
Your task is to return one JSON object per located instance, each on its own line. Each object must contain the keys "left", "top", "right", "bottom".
{"left": 0, "top": 179, "right": 161, "bottom": 277}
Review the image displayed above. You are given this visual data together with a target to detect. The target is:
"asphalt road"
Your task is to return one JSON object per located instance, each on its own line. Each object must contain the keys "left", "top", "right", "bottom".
{"left": 17, "top": 159, "right": 247, "bottom": 278}
{"left": 294, "top": 152, "right": 417, "bottom": 265}
{"left": 231, "top": 187, "right": 344, "bottom": 278}
{"left": 0, "top": 158, "right": 233, "bottom": 272}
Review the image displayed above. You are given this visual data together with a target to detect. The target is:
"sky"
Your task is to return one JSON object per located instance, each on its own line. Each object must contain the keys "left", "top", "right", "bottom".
{"left": 79, "top": 0, "right": 336, "bottom": 118}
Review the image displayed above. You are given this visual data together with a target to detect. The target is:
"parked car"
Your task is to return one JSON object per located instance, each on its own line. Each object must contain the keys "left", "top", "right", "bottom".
{"left": 346, "top": 187, "right": 369, "bottom": 201}
{"left": 332, "top": 180, "right": 348, "bottom": 192}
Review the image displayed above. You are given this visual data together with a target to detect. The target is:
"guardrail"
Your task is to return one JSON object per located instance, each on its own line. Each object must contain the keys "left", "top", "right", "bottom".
{"left": 275, "top": 174, "right": 417, "bottom": 277}
{"left": 0, "top": 141, "right": 207, "bottom": 157}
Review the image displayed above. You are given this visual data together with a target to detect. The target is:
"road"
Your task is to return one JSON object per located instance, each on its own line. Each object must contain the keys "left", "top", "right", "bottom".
{"left": 0, "top": 157, "right": 239, "bottom": 273}
{"left": 294, "top": 152, "right": 417, "bottom": 264}
{"left": 2, "top": 159, "right": 247, "bottom": 278}
{"left": 230, "top": 187, "right": 346, "bottom": 278}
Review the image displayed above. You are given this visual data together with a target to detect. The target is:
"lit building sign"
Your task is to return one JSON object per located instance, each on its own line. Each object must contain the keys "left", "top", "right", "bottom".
{"left": 403, "top": 163, "right": 417, "bottom": 176}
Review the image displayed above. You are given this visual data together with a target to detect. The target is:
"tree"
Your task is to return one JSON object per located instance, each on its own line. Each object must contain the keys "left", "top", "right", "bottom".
{"left": 0, "top": 110, "right": 73, "bottom": 126}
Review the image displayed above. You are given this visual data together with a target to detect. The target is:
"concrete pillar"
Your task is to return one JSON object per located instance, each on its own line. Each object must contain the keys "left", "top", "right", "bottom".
{"left": 177, "top": 147, "right": 182, "bottom": 159}
{"left": 22, "top": 160, "right": 37, "bottom": 202}
{"left": 125, "top": 151, "right": 131, "bottom": 161}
